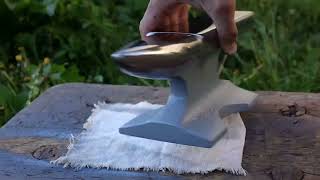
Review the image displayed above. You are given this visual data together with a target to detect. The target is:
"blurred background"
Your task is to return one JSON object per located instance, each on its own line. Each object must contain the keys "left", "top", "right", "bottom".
{"left": 0, "top": 0, "right": 319, "bottom": 126}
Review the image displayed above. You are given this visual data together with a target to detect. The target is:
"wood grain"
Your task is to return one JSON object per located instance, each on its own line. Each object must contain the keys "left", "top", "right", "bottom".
{"left": 0, "top": 83, "right": 319, "bottom": 179}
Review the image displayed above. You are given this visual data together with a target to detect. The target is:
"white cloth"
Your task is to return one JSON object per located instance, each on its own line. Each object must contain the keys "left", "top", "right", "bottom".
{"left": 53, "top": 102, "right": 247, "bottom": 175}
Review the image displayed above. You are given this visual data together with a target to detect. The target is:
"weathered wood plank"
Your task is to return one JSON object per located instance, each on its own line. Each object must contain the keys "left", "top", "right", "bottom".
{"left": 0, "top": 83, "right": 319, "bottom": 179}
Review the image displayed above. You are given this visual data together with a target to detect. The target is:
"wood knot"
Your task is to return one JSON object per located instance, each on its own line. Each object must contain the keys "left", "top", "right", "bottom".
{"left": 32, "top": 144, "right": 67, "bottom": 161}
{"left": 280, "top": 103, "right": 306, "bottom": 117}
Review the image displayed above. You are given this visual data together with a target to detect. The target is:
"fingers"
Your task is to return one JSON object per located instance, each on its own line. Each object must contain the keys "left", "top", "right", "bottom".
{"left": 171, "top": 4, "right": 190, "bottom": 33}
{"left": 140, "top": 0, "right": 237, "bottom": 54}
{"left": 171, "top": 5, "right": 182, "bottom": 32}
{"left": 140, "top": 14, "right": 170, "bottom": 41}
{"left": 177, "top": 4, "right": 190, "bottom": 32}
{"left": 140, "top": 1, "right": 190, "bottom": 42}
{"left": 207, "top": 0, "right": 238, "bottom": 54}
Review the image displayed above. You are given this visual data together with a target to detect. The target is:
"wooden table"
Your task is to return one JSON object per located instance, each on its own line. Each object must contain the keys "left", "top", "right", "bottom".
{"left": 0, "top": 83, "right": 319, "bottom": 180}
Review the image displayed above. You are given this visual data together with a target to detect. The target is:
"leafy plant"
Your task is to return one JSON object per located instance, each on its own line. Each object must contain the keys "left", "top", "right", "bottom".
{"left": 0, "top": 47, "right": 86, "bottom": 125}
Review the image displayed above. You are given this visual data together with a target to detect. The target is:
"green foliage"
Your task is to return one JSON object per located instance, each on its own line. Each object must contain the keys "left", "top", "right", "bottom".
{"left": 223, "top": 0, "right": 320, "bottom": 92}
{"left": 1, "top": 0, "right": 147, "bottom": 82}
{"left": 0, "top": 0, "right": 149, "bottom": 125}
{"left": 0, "top": 0, "right": 319, "bottom": 126}
{"left": 0, "top": 48, "right": 85, "bottom": 125}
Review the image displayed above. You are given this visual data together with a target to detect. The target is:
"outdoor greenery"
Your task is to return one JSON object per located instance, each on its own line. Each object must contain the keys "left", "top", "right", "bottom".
{"left": 0, "top": 0, "right": 319, "bottom": 126}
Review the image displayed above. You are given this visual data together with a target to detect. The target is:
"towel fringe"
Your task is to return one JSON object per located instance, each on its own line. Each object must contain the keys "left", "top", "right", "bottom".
{"left": 52, "top": 102, "right": 247, "bottom": 176}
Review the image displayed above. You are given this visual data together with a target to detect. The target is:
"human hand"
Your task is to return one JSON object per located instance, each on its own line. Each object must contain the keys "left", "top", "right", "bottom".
{"left": 139, "top": 0, "right": 237, "bottom": 54}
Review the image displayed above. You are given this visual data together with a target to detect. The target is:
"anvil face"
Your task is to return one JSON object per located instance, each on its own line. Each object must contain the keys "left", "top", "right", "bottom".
{"left": 111, "top": 32, "right": 205, "bottom": 80}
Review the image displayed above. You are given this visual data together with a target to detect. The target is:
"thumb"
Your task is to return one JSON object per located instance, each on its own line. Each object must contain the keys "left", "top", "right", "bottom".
{"left": 205, "top": 0, "right": 238, "bottom": 54}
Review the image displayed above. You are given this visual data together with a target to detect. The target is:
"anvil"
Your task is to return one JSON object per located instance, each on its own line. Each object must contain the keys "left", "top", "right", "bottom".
{"left": 111, "top": 11, "right": 257, "bottom": 148}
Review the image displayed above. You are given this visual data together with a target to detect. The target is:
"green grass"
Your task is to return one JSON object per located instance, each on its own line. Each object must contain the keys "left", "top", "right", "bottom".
{"left": 224, "top": 0, "right": 320, "bottom": 92}
{"left": 0, "top": 0, "right": 319, "bottom": 126}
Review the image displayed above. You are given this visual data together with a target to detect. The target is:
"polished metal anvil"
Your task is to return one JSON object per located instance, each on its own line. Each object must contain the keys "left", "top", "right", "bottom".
{"left": 111, "top": 11, "right": 257, "bottom": 148}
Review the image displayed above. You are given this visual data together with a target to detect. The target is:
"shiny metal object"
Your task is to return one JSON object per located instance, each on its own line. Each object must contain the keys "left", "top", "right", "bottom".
{"left": 111, "top": 11, "right": 257, "bottom": 148}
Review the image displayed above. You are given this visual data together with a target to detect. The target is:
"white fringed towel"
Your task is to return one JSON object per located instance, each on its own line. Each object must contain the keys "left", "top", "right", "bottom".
{"left": 53, "top": 102, "right": 247, "bottom": 175}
